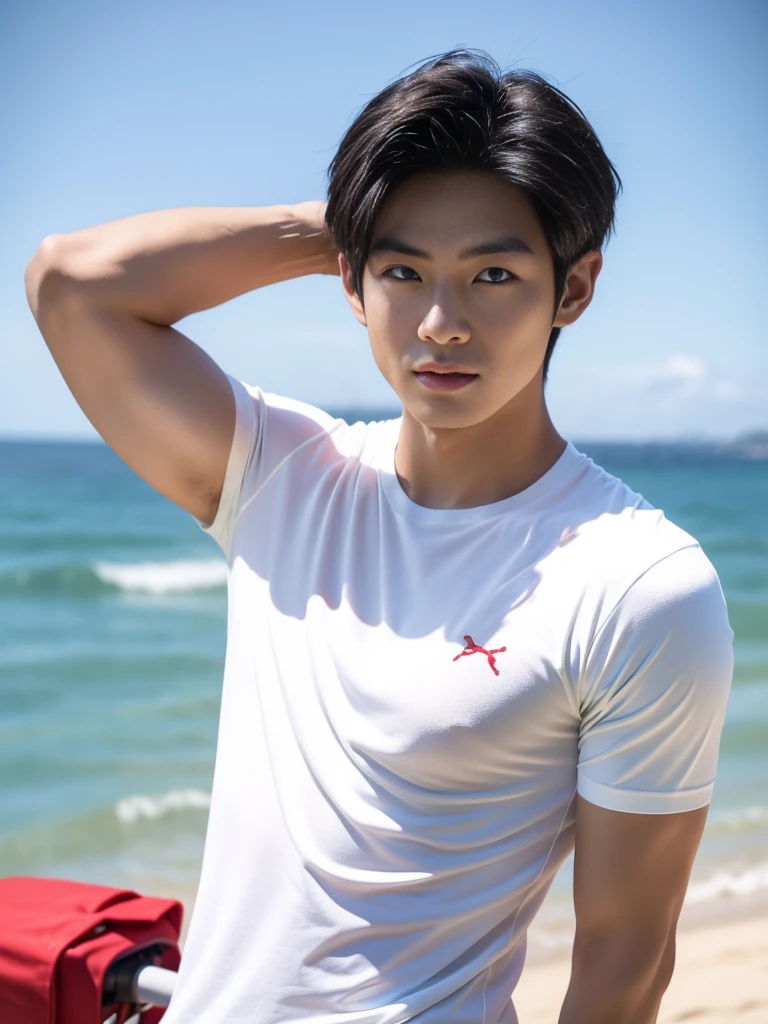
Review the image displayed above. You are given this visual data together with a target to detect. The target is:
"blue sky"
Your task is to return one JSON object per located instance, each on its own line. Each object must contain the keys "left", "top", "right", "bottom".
{"left": 3, "top": 0, "right": 765, "bottom": 440}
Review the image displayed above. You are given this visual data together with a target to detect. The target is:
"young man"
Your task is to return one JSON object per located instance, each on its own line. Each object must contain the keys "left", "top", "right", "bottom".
{"left": 26, "top": 50, "right": 733, "bottom": 1024}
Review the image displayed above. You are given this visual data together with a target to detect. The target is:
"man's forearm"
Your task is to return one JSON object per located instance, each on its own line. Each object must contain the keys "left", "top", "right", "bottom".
{"left": 558, "top": 935, "right": 675, "bottom": 1023}
{"left": 33, "top": 202, "right": 337, "bottom": 326}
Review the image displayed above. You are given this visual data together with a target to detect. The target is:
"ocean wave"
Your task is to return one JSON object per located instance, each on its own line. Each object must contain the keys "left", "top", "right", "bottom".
{"left": 2, "top": 558, "right": 227, "bottom": 597}
{"left": 94, "top": 559, "right": 227, "bottom": 594}
{"left": 706, "top": 805, "right": 768, "bottom": 830}
{"left": 686, "top": 862, "right": 768, "bottom": 903}
{"left": 115, "top": 789, "right": 212, "bottom": 824}
{"left": 0, "top": 792, "right": 210, "bottom": 875}
{"left": 526, "top": 860, "right": 768, "bottom": 952}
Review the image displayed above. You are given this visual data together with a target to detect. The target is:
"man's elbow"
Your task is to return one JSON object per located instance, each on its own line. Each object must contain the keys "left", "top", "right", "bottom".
{"left": 656, "top": 934, "right": 677, "bottom": 991}
{"left": 25, "top": 235, "right": 70, "bottom": 319}
{"left": 562, "top": 931, "right": 677, "bottom": 1022}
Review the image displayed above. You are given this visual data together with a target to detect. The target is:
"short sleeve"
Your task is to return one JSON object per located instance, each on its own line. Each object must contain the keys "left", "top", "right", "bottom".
{"left": 192, "top": 374, "right": 341, "bottom": 558}
{"left": 577, "top": 544, "right": 734, "bottom": 814}
{"left": 190, "top": 374, "right": 261, "bottom": 556}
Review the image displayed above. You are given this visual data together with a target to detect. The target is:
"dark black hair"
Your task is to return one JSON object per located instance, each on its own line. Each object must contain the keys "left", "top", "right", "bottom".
{"left": 325, "top": 48, "right": 622, "bottom": 381}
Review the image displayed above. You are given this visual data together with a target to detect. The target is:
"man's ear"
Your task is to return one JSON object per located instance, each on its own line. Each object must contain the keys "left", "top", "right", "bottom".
{"left": 552, "top": 250, "right": 603, "bottom": 328}
{"left": 339, "top": 253, "right": 367, "bottom": 327}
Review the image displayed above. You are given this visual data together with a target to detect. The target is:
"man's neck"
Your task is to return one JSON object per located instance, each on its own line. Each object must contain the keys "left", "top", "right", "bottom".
{"left": 394, "top": 383, "right": 566, "bottom": 511}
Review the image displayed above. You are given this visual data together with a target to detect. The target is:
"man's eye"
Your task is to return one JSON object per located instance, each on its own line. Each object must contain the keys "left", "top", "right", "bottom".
{"left": 384, "top": 266, "right": 420, "bottom": 280}
{"left": 476, "top": 267, "right": 515, "bottom": 283}
{"left": 382, "top": 266, "right": 515, "bottom": 283}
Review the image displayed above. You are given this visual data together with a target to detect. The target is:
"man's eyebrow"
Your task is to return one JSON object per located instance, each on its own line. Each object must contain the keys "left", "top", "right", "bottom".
{"left": 368, "top": 235, "right": 536, "bottom": 260}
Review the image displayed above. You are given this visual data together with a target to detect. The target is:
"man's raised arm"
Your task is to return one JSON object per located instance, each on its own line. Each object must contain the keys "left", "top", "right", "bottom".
{"left": 558, "top": 795, "right": 709, "bottom": 1023}
{"left": 24, "top": 202, "right": 338, "bottom": 526}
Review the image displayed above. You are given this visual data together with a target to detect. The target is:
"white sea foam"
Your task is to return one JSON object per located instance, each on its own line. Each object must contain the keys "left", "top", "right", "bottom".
{"left": 706, "top": 805, "right": 768, "bottom": 830}
{"left": 94, "top": 559, "right": 227, "bottom": 594}
{"left": 527, "top": 861, "right": 768, "bottom": 954}
{"left": 685, "top": 862, "right": 768, "bottom": 904}
{"left": 115, "top": 789, "right": 212, "bottom": 823}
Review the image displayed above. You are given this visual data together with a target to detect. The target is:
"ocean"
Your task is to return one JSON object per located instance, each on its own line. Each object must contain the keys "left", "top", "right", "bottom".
{"left": 1, "top": 427, "right": 766, "bottom": 955}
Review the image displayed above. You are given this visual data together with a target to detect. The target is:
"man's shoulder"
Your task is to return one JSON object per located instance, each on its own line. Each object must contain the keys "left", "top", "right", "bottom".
{"left": 557, "top": 451, "right": 706, "bottom": 599}
{"left": 238, "top": 380, "right": 400, "bottom": 467}
{"left": 560, "top": 460, "right": 730, "bottom": 701}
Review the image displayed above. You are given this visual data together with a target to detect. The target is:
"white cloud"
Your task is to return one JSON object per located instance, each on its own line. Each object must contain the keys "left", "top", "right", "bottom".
{"left": 547, "top": 352, "right": 755, "bottom": 440}
{"left": 597, "top": 353, "right": 738, "bottom": 401}
{"left": 653, "top": 354, "right": 706, "bottom": 384}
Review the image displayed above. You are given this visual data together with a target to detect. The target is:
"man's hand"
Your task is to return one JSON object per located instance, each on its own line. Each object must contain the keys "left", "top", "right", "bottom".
{"left": 559, "top": 794, "right": 708, "bottom": 1023}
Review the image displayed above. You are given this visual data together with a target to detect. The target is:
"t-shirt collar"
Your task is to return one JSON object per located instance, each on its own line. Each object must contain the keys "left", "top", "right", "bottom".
{"left": 377, "top": 422, "right": 587, "bottom": 525}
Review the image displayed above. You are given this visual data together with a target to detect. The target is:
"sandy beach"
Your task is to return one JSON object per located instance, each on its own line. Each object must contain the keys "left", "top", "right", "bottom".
{"left": 514, "top": 914, "right": 768, "bottom": 1023}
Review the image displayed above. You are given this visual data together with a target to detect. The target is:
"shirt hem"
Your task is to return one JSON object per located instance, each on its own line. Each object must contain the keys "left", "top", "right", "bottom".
{"left": 577, "top": 774, "right": 713, "bottom": 814}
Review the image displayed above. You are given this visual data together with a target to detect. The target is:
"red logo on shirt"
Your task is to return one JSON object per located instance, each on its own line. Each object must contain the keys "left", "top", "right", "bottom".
{"left": 453, "top": 635, "right": 507, "bottom": 676}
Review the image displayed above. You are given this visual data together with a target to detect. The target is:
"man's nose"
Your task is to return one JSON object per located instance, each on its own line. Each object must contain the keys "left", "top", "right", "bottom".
{"left": 417, "top": 291, "right": 471, "bottom": 346}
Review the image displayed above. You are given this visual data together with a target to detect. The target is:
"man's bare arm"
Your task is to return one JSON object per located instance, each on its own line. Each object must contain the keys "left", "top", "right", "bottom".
{"left": 559, "top": 794, "right": 708, "bottom": 1023}
{"left": 24, "top": 202, "right": 338, "bottom": 526}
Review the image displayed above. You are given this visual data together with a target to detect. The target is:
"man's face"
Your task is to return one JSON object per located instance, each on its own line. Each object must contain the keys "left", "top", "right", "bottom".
{"left": 340, "top": 170, "right": 573, "bottom": 430}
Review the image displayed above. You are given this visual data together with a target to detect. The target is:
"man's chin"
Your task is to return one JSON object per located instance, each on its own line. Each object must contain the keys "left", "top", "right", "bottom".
{"left": 400, "top": 391, "right": 505, "bottom": 432}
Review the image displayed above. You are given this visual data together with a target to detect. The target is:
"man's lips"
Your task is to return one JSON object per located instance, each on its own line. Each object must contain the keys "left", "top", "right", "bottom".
{"left": 412, "top": 361, "right": 476, "bottom": 374}
{"left": 412, "top": 364, "right": 479, "bottom": 392}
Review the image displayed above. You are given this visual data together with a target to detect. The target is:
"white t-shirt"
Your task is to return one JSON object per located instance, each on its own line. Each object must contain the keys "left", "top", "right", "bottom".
{"left": 163, "top": 376, "right": 733, "bottom": 1024}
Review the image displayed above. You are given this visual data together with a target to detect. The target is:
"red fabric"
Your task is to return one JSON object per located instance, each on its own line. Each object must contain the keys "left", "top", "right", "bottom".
{"left": 0, "top": 876, "right": 183, "bottom": 1024}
